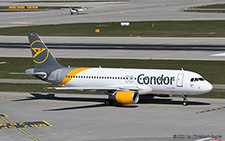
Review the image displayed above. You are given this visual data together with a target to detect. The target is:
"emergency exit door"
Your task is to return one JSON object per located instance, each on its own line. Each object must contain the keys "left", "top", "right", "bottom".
{"left": 177, "top": 73, "right": 184, "bottom": 87}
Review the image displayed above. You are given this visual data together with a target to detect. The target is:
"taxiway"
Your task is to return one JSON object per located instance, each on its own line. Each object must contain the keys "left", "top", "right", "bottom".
{"left": 0, "top": 0, "right": 225, "bottom": 28}
{"left": 0, "top": 92, "right": 225, "bottom": 141}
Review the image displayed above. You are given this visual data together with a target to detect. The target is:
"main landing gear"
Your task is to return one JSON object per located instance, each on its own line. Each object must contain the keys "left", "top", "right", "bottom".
{"left": 182, "top": 95, "right": 188, "bottom": 106}
{"left": 104, "top": 95, "right": 115, "bottom": 106}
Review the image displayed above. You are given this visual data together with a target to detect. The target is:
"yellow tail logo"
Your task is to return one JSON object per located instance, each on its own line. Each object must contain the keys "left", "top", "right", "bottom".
{"left": 30, "top": 40, "right": 49, "bottom": 64}
{"left": 32, "top": 48, "right": 46, "bottom": 58}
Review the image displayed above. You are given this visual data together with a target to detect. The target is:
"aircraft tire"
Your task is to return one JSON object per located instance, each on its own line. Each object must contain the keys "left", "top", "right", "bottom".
{"left": 105, "top": 100, "right": 110, "bottom": 106}
{"left": 105, "top": 99, "right": 114, "bottom": 106}
{"left": 183, "top": 102, "right": 188, "bottom": 106}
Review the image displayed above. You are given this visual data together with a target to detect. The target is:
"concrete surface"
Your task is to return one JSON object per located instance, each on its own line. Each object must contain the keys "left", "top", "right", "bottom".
{"left": 0, "top": 92, "right": 225, "bottom": 141}
{"left": 0, "top": 0, "right": 225, "bottom": 28}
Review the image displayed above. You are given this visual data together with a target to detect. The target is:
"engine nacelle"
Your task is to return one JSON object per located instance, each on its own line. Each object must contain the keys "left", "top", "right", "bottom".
{"left": 114, "top": 91, "right": 139, "bottom": 104}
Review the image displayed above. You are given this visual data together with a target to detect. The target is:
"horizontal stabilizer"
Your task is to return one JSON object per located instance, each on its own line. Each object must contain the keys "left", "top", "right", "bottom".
{"left": 10, "top": 72, "right": 27, "bottom": 75}
{"left": 10, "top": 72, "right": 46, "bottom": 76}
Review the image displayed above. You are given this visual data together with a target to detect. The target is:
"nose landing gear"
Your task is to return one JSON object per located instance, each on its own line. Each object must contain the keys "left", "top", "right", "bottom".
{"left": 182, "top": 95, "right": 188, "bottom": 106}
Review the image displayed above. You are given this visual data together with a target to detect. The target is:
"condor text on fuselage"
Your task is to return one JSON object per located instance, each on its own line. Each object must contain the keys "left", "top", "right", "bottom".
{"left": 137, "top": 74, "right": 175, "bottom": 85}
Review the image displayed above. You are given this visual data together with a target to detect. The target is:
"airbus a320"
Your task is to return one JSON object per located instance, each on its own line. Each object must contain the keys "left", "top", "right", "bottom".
{"left": 25, "top": 33, "right": 213, "bottom": 106}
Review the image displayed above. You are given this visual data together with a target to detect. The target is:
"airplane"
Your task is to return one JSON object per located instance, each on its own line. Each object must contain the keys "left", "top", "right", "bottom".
{"left": 69, "top": 6, "right": 85, "bottom": 15}
{"left": 25, "top": 33, "right": 213, "bottom": 106}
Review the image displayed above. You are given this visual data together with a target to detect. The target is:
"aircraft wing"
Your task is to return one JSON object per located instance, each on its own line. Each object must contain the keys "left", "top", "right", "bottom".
{"left": 47, "top": 86, "right": 139, "bottom": 91}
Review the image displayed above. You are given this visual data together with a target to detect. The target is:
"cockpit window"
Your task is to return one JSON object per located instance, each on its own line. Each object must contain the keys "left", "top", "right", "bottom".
{"left": 199, "top": 78, "right": 204, "bottom": 81}
{"left": 190, "top": 77, "right": 205, "bottom": 82}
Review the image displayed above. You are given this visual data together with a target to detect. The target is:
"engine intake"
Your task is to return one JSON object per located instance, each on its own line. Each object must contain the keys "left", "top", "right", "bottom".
{"left": 114, "top": 91, "right": 139, "bottom": 104}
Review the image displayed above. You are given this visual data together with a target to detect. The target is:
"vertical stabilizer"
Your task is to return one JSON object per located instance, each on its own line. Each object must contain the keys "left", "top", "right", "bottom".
{"left": 28, "top": 33, "right": 62, "bottom": 69}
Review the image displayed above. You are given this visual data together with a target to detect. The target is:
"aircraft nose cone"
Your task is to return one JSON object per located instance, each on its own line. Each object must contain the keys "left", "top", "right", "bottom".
{"left": 204, "top": 82, "right": 213, "bottom": 93}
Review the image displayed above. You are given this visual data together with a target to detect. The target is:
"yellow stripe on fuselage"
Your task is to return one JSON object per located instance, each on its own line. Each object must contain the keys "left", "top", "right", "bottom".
{"left": 59, "top": 67, "right": 92, "bottom": 86}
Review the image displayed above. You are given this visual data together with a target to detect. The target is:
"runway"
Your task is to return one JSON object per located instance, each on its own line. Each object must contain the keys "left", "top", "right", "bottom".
{"left": 0, "top": 92, "right": 225, "bottom": 141}
{"left": 1, "top": 43, "right": 225, "bottom": 51}
{"left": 0, "top": 36, "right": 225, "bottom": 60}
{"left": 1, "top": 0, "right": 225, "bottom": 28}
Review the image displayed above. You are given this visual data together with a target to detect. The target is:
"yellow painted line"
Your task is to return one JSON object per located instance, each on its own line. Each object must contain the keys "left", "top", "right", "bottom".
{"left": 146, "top": 103, "right": 212, "bottom": 107}
{"left": 0, "top": 113, "right": 8, "bottom": 117}
{"left": 0, "top": 113, "right": 39, "bottom": 141}
{"left": 0, "top": 117, "right": 10, "bottom": 123}
{"left": 51, "top": 133, "right": 58, "bottom": 135}
{"left": 86, "top": 131, "right": 93, "bottom": 133}
{"left": 18, "top": 128, "right": 39, "bottom": 141}
{"left": 2, "top": 137, "right": 9, "bottom": 139}
{"left": 18, "top": 128, "right": 30, "bottom": 136}
{"left": 30, "top": 135, "right": 39, "bottom": 141}
{"left": 196, "top": 106, "right": 225, "bottom": 114}
{"left": 74, "top": 132, "right": 81, "bottom": 134}
{"left": 14, "top": 136, "right": 21, "bottom": 138}
{"left": 0, "top": 120, "right": 52, "bottom": 130}
{"left": 0, "top": 99, "right": 16, "bottom": 100}
{"left": 42, "top": 120, "right": 52, "bottom": 127}
{"left": 38, "top": 134, "right": 46, "bottom": 136}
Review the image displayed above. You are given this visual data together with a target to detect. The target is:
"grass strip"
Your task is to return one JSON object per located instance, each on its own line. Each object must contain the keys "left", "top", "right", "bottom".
{"left": 185, "top": 10, "right": 225, "bottom": 13}
{"left": 1, "top": 21, "right": 225, "bottom": 37}
{"left": 195, "top": 4, "right": 225, "bottom": 9}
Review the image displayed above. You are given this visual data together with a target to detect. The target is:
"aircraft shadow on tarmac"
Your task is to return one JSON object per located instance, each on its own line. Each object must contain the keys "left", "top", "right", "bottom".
{"left": 139, "top": 95, "right": 211, "bottom": 106}
{"left": 12, "top": 93, "right": 210, "bottom": 111}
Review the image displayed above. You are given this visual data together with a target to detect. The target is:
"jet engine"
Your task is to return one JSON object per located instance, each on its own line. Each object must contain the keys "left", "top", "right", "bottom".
{"left": 114, "top": 91, "right": 139, "bottom": 104}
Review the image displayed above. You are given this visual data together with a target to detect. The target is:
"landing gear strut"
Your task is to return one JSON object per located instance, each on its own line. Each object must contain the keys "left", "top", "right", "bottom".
{"left": 182, "top": 95, "right": 188, "bottom": 106}
{"left": 104, "top": 95, "right": 115, "bottom": 106}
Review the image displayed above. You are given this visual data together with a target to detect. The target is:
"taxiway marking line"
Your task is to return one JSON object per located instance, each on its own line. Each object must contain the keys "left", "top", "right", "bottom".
{"left": 0, "top": 93, "right": 26, "bottom": 100}
{"left": 146, "top": 103, "right": 212, "bottom": 107}
{"left": 0, "top": 113, "right": 39, "bottom": 141}
{"left": 196, "top": 106, "right": 225, "bottom": 114}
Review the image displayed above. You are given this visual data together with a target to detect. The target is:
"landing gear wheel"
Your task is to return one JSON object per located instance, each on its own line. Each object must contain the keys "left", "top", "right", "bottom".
{"left": 105, "top": 100, "right": 110, "bottom": 106}
{"left": 182, "top": 95, "right": 189, "bottom": 106}
{"left": 183, "top": 101, "right": 189, "bottom": 106}
{"left": 104, "top": 99, "right": 114, "bottom": 106}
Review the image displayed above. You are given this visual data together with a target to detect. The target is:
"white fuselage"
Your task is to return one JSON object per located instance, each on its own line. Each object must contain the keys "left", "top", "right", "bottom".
{"left": 60, "top": 68, "right": 212, "bottom": 95}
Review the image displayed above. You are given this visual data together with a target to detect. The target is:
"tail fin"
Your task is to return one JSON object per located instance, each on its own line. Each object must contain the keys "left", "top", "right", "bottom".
{"left": 28, "top": 33, "right": 62, "bottom": 69}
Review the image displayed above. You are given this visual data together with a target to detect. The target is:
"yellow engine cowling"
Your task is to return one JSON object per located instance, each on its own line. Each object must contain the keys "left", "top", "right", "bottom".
{"left": 115, "top": 91, "right": 139, "bottom": 104}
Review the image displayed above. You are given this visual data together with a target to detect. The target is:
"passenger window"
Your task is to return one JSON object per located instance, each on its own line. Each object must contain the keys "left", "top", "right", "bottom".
{"left": 194, "top": 78, "right": 198, "bottom": 81}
